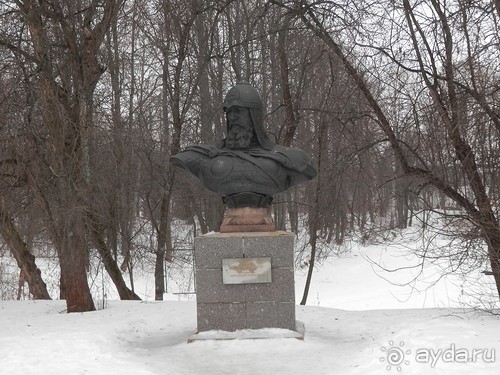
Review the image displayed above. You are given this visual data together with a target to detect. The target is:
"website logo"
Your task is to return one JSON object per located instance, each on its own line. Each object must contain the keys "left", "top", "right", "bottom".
{"left": 380, "top": 341, "right": 411, "bottom": 371}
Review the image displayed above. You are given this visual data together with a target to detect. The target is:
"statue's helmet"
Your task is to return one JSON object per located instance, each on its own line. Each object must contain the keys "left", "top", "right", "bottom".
{"left": 221, "top": 82, "right": 275, "bottom": 150}
{"left": 223, "top": 82, "right": 263, "bottom": 111}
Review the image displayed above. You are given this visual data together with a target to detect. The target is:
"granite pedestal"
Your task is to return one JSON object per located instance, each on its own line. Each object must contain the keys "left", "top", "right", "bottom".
{"left": 194, "top": 231, "right": 296, "bottom": 332}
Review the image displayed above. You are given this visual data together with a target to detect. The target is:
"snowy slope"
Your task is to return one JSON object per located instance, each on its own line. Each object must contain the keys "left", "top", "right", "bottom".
{"left": 294, "top": 239, "right": 495, "bottom": 310}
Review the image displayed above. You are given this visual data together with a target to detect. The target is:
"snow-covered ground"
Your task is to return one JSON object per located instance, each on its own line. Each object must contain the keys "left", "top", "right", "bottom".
{"left": 1, "top": 231, "right": 500, "bottom": 374}
{"left": 0, "top": 300, "right": 498, "bottom": 374}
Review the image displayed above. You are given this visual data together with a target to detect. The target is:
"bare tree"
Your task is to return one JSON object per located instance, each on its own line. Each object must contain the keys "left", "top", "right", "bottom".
{"left": 282, "top": 0, "right": 500, "bottom": 301}
{"left": 0, "top": 0, "right": 124, "bottom": 311}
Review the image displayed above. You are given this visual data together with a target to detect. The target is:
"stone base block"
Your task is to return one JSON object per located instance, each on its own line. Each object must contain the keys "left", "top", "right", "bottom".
{"left": 197, "top": 303, "right": 246, "bottom": 332}
{"left": 246, "top": 301, "right": 296, "bottom": 330}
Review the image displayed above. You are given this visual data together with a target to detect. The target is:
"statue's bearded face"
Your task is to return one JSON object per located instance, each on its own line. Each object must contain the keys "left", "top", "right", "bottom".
{"left": 225, "top": 106, "right": 254, "bottom": 149}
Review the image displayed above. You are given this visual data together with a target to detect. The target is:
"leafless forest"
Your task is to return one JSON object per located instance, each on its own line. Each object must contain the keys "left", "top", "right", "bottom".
{"left": 0, "top": 0, "right": 499, "bottom": 311}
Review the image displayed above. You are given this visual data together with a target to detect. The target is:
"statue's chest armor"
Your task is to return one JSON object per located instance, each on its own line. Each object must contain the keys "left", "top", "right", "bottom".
{"left": 202, "top": 155, "right": 286, "bottom": 195}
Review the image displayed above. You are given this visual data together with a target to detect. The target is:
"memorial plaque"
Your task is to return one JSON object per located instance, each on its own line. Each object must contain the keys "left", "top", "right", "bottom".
{"left": 222, "top": 257, "right": 272, "bottom": 284}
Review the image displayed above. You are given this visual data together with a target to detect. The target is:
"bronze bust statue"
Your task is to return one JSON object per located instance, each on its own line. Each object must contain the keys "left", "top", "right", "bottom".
{"left": 170, "top": 82, "right": 316, "bottom": 232}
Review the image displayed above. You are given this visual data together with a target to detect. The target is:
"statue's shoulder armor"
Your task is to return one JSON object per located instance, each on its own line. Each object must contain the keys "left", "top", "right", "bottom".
{"left": 169, "top": 145, "right": 215, "bottom": 174}
{"left": 270, "top": 145, "right": 317, "bottom": 179}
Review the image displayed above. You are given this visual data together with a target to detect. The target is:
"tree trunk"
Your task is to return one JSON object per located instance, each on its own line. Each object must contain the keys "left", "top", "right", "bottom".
{"left": 287, "top": 191, "right": 298, "bottom": 234}
{"left": 155, "top": 189, "right": 171, "bottom": 300}
{"left": 300, "top": 225, "right": 317, "bottom": 305}
{"left": 59, "top": 254, "right": 95, "bottom": 312}
{"left": 278, "top": 14, "right": 299, "bottom": 147}
{"left": 0, "top": 200, "right": 51, "bottom": 300}
{"left": 301, "top": 118, "right": 325, "bottom": 305}
{"left": 487, "top": 233, "right": 500, "bottom": 300}
{"left": 86, "top": 212, "right": 141, "bottom": 300}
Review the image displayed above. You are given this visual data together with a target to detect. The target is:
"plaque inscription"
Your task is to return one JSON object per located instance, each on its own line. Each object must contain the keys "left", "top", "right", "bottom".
{"left": 222, "top": 257, "right": 272, "bottom": 284}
